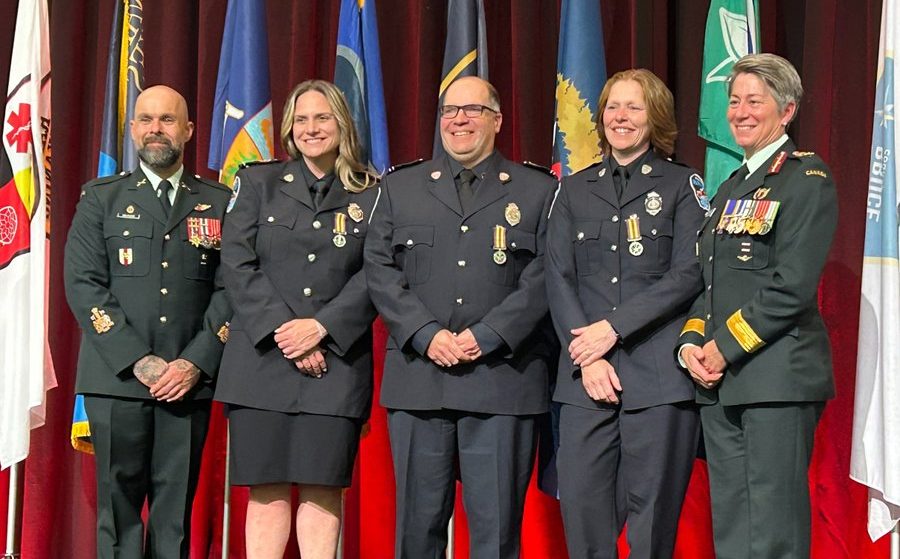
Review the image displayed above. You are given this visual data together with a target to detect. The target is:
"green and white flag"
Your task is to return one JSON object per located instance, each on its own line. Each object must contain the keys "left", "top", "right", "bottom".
{"left": 698, "top": 0, "right": 759, "bottom": 196}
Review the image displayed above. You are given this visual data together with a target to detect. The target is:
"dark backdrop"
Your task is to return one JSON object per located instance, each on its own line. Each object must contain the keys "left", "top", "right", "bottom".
{"left": 0, "top": 0, "right": 888, "bottom": 557}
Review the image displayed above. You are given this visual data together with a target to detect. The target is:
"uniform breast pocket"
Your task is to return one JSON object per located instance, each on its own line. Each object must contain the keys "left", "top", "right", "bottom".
{"left": 329, "top": 220, "right": 368, "bottom": 274}
{"left": 180, "top": 224, "right": 221, "bottom": 280}
{"left": 572, "top": 220, "right": 604, "bottom": 276}
{"left": 490, "top": 229, "right": 536, "bottom": 287}
{"left": 255, "top": 211, "right": 298, "bottom": 263}
{"left": 392, "top": 225, "right": 434, "bottom": 285}
{"left": 636, "top": 219, "right": 673, "bottom": 274}
{"left": 726, "top": 235, "right": 770, "bottom": 270}
{"left": 104, "top": 218, "right": 152, "bottom": 277}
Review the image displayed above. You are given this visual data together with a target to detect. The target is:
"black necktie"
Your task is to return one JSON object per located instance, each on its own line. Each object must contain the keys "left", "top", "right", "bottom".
{"left": 613, "top": 165, "right": 628, "bottom": 200}
{"left": 158, "top": 179, "right": 173, "bottom": 216}
{"left": 457, "top": 169, "right": 476, "bottom": 212}
{"left": 312, "top": 178, "right": 329, "bottom": 209}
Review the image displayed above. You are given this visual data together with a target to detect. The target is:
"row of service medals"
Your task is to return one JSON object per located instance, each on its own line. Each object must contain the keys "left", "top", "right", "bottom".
{"left": 626, "top": 214, "right": 643, "bottom": 256}
{"left": 333, "top": 203, "right": 365, "bottom": 247}
{"left": 715, "top": 199, "right": 781, "bottom": 235}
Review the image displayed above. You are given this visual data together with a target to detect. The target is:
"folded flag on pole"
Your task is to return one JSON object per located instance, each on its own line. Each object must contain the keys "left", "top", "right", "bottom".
{"left": 851, "top": 0, "right": 900, "bottom": 541}
{"left": 432, "top": 0, "right": 488, "bottom": 157}
{"left": 72, "top": 0, "right": 145, "bottom": 454}
{"left": 208, "top": 0, "right": 274, "bottom": 187}
{"left": 698, "top": 0, "right": 759, "bottom": 196}
{"left": 335, "top": 0, "right": 390, "bottom": 174}
{"left": 0, "top": 0, "right": 56, "bottom": 470}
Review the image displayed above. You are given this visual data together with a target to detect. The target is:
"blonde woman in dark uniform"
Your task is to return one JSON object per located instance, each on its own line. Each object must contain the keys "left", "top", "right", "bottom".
{"left": 215, "top": 80, "right": 378, "bottom": 559}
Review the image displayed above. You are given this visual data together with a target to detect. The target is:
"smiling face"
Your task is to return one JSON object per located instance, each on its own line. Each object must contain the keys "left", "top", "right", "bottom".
{"left": 130, "top": 85, "right": 194, "bottom": 176}
{"left": 727, "top": 72, "right": 796, "bottom": 159}
{"left": 601, "top": 79, "right": 651, "bottom": 166}
{"left": 439, "top": 77, "right": 502, "bottom": 168}
{"left": 292, "top": 90, "right": 341, "bottom": 175}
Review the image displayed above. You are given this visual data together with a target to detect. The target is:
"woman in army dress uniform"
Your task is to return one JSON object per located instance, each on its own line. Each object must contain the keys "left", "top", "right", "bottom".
{"left": 215, "top": 80, "right": 379, "bottom": 559}
{"left": 546, "top": 69, "right": 705, "bottom": 558}
{"left": 678, "top": 54, "right": 838, "bottom": 558}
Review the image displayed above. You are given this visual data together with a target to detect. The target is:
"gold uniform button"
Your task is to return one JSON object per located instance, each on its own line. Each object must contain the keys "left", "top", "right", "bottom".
{"left": 161, "top": 261, "right": 169, "bottom": 268}
{"left": 308, "top": 253, "right": 316, "bottom": 262}
{"left": 160, "top": 288, "right": 168, "bottom": 295}
{"left": 267, "top": 216, "right": 275, "bottom": 223}
{"left": 313, "top": 220, "right": 322, "bottom": 229}
{"left": 303, "top": 287, "right": 312, "bottom": 297}
{"left": 458, "top": 260, "right": 466, "bottom": 267}
{"left": 164, "top": 234, "right": 170, "bottom": 241}
{"left": 159, "top": 316, "right": 167, "bottom": 323}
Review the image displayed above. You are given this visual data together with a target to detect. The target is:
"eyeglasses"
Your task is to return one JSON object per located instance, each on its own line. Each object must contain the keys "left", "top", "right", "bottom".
{"left": 439, "top": 104, "right": 498, "bottom": 119}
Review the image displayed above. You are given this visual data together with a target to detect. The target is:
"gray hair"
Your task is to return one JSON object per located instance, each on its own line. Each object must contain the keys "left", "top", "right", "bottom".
{"left": 727, "top": 53, "right": 803, "bottom": 123}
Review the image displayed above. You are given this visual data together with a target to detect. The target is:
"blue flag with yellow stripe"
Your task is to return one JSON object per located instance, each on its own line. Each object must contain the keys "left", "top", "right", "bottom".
{"left": 335, "top": 0, "right": 390, "bottom": 174}
{"left": 207, "top": 0, "right": 274, "bottom": 186}
{"left": 432, "top": 0, "right": 488, "bottom": 157}
{"left": 72, "top": 0, "right": 145, "bottom": 453}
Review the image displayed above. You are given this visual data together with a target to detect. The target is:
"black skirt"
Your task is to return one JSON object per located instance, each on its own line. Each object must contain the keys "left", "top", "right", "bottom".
{"left": 228, "top": 405, "right": 362, "bottom": 487}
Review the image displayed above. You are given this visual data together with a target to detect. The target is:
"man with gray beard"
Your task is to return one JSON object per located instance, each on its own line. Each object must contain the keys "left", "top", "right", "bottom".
{"left": 64, "top": 85, "right": 232, "bottom": 559}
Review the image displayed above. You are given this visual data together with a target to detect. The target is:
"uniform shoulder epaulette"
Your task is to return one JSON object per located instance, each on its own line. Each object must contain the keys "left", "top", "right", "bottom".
{"left": 386, "top": 159, "right": 425, "bottom": 175}
{"left": 191, "top": 173, "right": 231, "bottom": 192}
{"left": 239, "top": 158, "right": 280, "bottom": 169}
{"left": 85, "top": 170, "right": 131, "bottom": 189}
{"left": 522, "top": 161, "right": 557, "bottom": 178}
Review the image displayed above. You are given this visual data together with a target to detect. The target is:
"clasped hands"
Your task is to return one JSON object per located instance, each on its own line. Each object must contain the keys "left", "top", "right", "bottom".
{"left": 427, "top": 329, "right": 481, "bottom": 367}
{"left": 134, "top": 355, "right": 200, "bottom": 402}
{"left": 275, "top": 318, "right": 327, "bottom": 378}
{"left": 680, "top": 340, "right": 727, "bottom": 389}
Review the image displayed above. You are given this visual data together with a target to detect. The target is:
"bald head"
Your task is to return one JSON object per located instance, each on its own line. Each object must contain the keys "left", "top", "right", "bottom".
{"left": 130, "top": 85, "right": 194, "bottom": 177}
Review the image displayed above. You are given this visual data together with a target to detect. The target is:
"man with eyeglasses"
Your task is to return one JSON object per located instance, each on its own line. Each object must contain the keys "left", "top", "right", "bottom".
{"left": 365, "top": 76, "right": 558, "bottom": 558}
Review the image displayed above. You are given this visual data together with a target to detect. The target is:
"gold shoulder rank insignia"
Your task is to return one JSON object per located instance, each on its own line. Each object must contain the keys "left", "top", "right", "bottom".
{"left": 793, "top": 151, "right": 816, "bottom": 157}
{"left": 217, "top": 322, "right": 230, "bottom": 344}
{"left": 90, "top": 308, "right": 115, "bottom": 334}
{"left": 805, "top": 169, "right": 827, "bottom": 178}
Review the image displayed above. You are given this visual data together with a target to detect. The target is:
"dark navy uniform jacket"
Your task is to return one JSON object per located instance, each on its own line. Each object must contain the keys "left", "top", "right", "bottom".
{"left": 678, "top": 142, "right": 837, "bottom": 406}
{"left": 364, "top": 153, "right": 558, "bottom": 416}
{"left": 64, "top": 169, "right": 232, "bottom": 400}
{"left": 214, "top": 159, "right": 378, "bottom": 419}
{"left": 547, "top": 150, "right": 705, "bottom": 411}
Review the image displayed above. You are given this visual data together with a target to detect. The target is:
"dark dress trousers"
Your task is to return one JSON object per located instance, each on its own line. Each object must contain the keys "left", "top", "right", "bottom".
{"left": 214, "top": 159, "right": 378, "bottom": 482}
{"left": 364, "top": 153, "right": 558, "bottom": 559}
{"left": 64, "top": 168, "right": 232, "bottom": 559}
{"left": 677, "top": 141, "right": 837, "bottom": 559}
{"left": 546, "top": 150, "right": 704, "bottom": 558}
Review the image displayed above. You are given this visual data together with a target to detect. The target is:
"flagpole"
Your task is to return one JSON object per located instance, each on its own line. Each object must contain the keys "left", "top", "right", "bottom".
{"left": 221, "top": 424, "right": 231, "bottom": 559}
{"left": 892, "top": 523, "right": 898, "bottom": 559}
{"left": 3, "top": 461, "right": 22, "bottom": 559}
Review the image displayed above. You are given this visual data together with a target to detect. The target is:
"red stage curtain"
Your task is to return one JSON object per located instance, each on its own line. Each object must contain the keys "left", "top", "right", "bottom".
{"left": 0, "top": 0, "right": 889, "bottom": 557}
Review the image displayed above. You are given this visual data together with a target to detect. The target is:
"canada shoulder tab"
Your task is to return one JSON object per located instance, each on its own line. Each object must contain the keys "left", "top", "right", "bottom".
{"left": 522, "top": 161, "right": 556, "bottom": 178}
{"left": 386, "top": 159, "right": 425, "bottom": 175}
{"left": 239, "top": 158, "right": 281, "bottom": 169}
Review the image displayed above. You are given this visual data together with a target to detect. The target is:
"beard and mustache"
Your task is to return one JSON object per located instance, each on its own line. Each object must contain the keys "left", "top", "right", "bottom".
{"left": 137, "top": 133, "right": 183, "bottom": 170}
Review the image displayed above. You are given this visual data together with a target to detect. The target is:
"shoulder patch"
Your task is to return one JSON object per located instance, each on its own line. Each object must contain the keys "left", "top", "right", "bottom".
{"left": 522, "top": 161, "right": 556, "bottom": 177}
{"left": 689, "top": 173, "right": 710, "bottom": 211}
{"left": 227, "top": 175, "right": 242, "bottom": 213}
{"left": 805, "top": 169, "right": 828, "bottom": 178}
{"left": 239, "top": 159, "right": 281, "bottom": 169}
{"left": 386, "top": 159, "right": 425, "bottom": 174}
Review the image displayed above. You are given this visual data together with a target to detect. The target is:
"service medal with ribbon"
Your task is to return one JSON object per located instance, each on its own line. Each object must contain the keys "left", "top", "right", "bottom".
{"left": 626, "top": 214, "right": 643, "bottom": 256}
{"left": 118, "top": 248, "right": 133, "bottom": 266}
{"left": 493, "top": 225, "right": 508, "bottom": 264}
{"left": 186, "top": 217, "right": 223, "bottom": 249}
{"left": 333, "top": 212, "right": 347, "bottom": 247}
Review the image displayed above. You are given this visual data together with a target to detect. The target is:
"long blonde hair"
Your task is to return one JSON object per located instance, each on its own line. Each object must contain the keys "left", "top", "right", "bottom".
{"left": 280, "top": 79, "right": 378, "bottom": 192}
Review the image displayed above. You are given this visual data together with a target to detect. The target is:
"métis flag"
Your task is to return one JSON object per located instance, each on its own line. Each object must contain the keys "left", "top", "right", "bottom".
{"left": 698, "top": 0, "right": 759, "bottom": 196}
{"left": 208, "top": 0, "right": 274, "bottom": 187}
{"left": 72, "top": 0, "right": 145, "bottom": 453}
{"left": 852, "top": 0, "right": 900, "bottom": 541}
{"left": 0, "top": 0, "right": 56, "bottom": 469}
{"left": 539, "top": 0, "right": 606, "bottom": 497}
{"left": 335, "top": 0, "right": 390, "bottom": 174}
{"left": 551, "top": 0, "right": 606, "bottom": 179}
{"left": 433, "top": 0, "right": 488, "bottom": 157}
